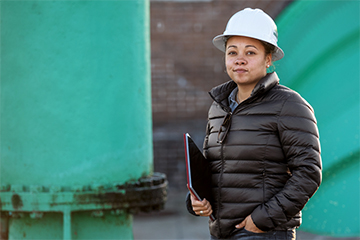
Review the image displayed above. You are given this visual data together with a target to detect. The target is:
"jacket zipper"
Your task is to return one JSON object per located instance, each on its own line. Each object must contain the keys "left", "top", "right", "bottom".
{"left": 217, "top": 109, "right": 232, "bottom": 236}
{"left": 262, "top": 170, "right": 266, "bottom": 202}
{"left": 215, "top": 98, "right": 254, "bottom": 234}
{"left": 217, "top": 140, "right": 225, "bottom": 236}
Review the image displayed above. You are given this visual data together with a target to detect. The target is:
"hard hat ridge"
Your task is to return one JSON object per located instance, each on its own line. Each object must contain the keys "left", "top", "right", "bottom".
{"left": 213, "top": 8, "right": 284, "bottom": 61}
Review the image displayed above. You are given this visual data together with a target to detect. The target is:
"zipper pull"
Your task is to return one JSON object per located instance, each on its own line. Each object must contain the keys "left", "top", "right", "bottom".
{"left": 217, "top": 112, "right": 232, "bottom": 144}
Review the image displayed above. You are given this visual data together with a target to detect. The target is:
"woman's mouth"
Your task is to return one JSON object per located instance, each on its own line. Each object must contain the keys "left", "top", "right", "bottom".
{"left": 233, "top": 68, "right": 248, "bottom": 73}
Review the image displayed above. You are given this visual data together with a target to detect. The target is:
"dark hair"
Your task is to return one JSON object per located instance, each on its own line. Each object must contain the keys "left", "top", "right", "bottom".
{"left": 260, "top": 40, "right": 276, "bottom": 71}
{"left": 260, "top": 40, "right": 276, "bottom": 57}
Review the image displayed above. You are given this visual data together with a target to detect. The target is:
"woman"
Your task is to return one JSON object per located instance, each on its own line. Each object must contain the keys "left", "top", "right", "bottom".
{"left": 186, "top": 8, "right": 322, "bottom": 240}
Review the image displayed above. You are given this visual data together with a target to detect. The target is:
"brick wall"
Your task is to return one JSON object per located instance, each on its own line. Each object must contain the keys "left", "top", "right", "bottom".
{"left": 150, "top": 0, "right": 292, "bottom": 189}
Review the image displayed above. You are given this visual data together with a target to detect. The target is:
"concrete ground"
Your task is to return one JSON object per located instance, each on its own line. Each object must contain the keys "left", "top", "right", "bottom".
{"left": 133, "top": 189, "right": 359, "bottom": 240}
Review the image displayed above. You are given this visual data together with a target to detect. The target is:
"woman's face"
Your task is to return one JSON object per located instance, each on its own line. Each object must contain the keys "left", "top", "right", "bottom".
{"left": 225, "top": 36, "right": 272, "bottom": 88}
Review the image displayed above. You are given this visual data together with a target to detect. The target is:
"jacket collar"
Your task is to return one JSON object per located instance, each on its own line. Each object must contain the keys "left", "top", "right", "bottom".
{"left": 209, "top": 72, "right": 280, "bottom": 107}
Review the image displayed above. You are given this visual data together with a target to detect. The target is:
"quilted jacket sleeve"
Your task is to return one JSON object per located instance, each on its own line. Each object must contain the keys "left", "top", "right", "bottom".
{"left": 251, "top": 93, "right": 322, "bottom": 231}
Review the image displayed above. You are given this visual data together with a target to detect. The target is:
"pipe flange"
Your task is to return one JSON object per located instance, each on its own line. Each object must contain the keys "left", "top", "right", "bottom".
{"left": 0, "top": 173, "right": 167, "bottom": 214}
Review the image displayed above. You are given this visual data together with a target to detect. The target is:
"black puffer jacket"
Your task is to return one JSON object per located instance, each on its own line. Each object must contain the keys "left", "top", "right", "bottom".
{"left": 187, "top": 72, "right": 322, "bottom": 239}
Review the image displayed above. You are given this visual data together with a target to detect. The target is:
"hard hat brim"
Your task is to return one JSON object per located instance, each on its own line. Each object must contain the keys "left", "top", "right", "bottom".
{"left": 212, "top": 34, "right": 284, "bottom": 61}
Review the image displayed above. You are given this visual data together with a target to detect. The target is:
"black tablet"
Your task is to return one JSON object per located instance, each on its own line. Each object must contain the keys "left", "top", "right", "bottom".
{"left": 184, "top": 133, "right": 215, "bottom": 221}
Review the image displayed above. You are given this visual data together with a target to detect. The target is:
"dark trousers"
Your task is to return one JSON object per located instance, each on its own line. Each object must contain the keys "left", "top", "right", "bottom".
{"left": 210, "top": 228, "right": 296, "bottom": 240}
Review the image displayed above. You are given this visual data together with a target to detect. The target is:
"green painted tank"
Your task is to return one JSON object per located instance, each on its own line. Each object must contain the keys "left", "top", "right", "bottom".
{"left": 275, "top": 0, "right": 359, "bottom": 237}
{"left": 0, "top": 1, "right": 167, "bottom": 239}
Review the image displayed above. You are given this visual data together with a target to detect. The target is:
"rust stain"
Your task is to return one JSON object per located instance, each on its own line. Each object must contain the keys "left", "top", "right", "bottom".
{"left": 11, "top": 194, "right": 23, "bottom": 210}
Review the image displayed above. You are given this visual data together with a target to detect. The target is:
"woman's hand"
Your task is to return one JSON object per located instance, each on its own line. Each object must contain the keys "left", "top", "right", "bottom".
{"left": 189, "top": 192, "right": 213, "bottom": 217}
{"left": 235, "top": 215, "right": 265, "bottom": 233}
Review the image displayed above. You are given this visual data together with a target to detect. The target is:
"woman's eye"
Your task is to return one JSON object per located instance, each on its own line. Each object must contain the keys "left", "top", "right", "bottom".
{"left": 228, "top": 51, "right": 236, "bottom": 55}
{"left": 246, "top": 51, "right": 256, "bottom": 55}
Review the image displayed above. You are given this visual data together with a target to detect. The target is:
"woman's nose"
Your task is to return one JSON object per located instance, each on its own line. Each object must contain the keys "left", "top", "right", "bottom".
{"left": 235, "top": 58, "right": 246, "bottom": 65}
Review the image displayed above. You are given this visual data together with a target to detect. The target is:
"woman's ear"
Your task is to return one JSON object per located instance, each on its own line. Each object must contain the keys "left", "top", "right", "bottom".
{"left": 266, "top": 53, "right": 272, "bottom": 67}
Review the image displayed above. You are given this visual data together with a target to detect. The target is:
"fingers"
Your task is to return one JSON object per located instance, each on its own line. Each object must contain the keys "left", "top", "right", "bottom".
{"left": 235, "top": 220, "right": 245, "bottom": 229}
{"left": 194, "top": 207, "right": 213, "bottom": 217}
{"left": 235, "top": 215, "right": 265, "bottom": 233}
{"left": 235, "top": 215, "right": 247, "bottom": 229}
{"left": 189, "top": 192, "right": 197, "bottom": 202}
{"left": 191, "top": 198, "right": 213, "bottom": 217}
{"left": 187, "top": 188, "right": 213, "bottom": 217}
{"left": 191, "top": 197, "right": 208, "bottom": 208}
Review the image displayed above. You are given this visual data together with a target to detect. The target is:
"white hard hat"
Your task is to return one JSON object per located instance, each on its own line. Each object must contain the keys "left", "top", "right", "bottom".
{"left": 213, "top": 8, "right": 284, "bottom": 61}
